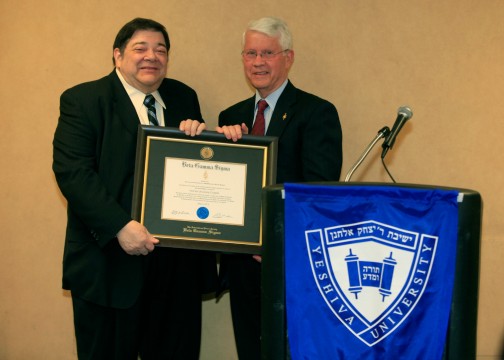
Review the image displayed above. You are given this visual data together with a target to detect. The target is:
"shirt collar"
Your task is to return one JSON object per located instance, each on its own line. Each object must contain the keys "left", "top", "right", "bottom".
{"left": 115, "top": 68, "right": 166, "bottom": 109}
{"left": 254, "top": 79, "right": 289, "bottom": 109}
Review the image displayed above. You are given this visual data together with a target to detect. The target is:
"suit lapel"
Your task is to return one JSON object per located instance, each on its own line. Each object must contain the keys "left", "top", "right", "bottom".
{"left": 266, "top": 81, "right": 297, "bottom": 137}
{"left": 157, "top": 80, "right": 204, "bottom": 126}
{"left": 158, "top": 81, "right": 173, "bottom": 124}
{"left": 238, "top": 96, "right": 256, "bottom": 129}
{"left": 158, "top": 82, "right": 185, "bottom": 127}
{"left": 109, "top": 71, "right": 140, "bottom": 136}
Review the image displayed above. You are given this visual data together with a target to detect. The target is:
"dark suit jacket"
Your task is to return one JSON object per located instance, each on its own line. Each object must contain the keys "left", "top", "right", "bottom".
{"left": 217, "top": 80, "right": 342, "bottom": 295}
{"left": 53, "top": 70, "right": 208, "bottom": 309}
{"left": 219, "top": 80, "right": 342, "bottom": 183}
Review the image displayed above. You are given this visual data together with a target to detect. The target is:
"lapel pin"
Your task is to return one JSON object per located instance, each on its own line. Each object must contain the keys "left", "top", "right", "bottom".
{"left": 282, "top": 113, "right": 287, "bottom": 120}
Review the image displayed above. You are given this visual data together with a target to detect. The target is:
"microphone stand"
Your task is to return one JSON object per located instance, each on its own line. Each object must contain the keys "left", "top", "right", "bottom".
{"left": 344, "top": 126, "right": 391, "bottom": 182}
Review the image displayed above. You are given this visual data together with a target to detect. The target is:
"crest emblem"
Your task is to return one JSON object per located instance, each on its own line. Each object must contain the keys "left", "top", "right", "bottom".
{"left": 200, "top": 146, "right": 214, "bottom": 160}
{"left": 306, "top": 220, "right": 437, "bottom": 346}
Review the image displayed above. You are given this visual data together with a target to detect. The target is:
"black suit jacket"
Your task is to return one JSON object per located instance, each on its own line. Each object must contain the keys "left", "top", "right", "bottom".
{"left": 216, "top": 82, "right": 342, "bottom": 360}
{"left": 219, "top": 80, "right": 342, "bottom": 183}
{"left": 53, "top": 70, "right": 205, "bottom": 308}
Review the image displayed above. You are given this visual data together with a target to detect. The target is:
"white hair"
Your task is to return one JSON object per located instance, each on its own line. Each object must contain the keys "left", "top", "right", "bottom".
{"left": 242, "top": 17, "right": 293, "bottom": 50}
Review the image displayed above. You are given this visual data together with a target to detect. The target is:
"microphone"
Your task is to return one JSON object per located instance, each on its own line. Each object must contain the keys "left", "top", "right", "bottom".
{"left": 344, "top": 126, "right": 391, "bottom": 182}
{"left": 381, "top": 106, "right": 413, "bottom": 159}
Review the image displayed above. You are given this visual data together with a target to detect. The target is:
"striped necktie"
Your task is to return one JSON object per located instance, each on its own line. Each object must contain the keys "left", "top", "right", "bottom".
{"left": 143, "top": 94, "right": 159, "bottom": 126}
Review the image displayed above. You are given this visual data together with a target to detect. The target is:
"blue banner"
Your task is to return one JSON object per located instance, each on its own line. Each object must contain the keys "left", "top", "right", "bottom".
{"left": 284, "top": 184, "right": 459, "bottom": 360}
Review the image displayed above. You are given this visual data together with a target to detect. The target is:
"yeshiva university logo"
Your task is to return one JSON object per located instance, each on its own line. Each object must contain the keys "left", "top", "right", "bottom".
{"left": 306, "top": 220, "right": 437, "bottom": 346}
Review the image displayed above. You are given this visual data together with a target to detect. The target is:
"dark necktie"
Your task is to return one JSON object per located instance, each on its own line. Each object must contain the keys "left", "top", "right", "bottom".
{"left": 250, "top": 99, "right": 268, "bottom": 135}
{"left": 143, "top": 94, "right": 159, "bottom": 126}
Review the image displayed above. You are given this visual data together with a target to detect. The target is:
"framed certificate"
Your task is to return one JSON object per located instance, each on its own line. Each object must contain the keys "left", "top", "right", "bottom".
{"left": 132, "top": 126, "right": 277, "bottom": 254}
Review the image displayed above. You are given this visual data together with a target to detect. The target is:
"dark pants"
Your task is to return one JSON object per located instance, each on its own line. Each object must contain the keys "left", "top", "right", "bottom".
{"left": 72, "top": 295, "right": 142, "bottom": 360}
{"left": 224, "top": 254, "right": 262, "bottom": 360}
{"left": 139, "top": 248, "right": 203, "bottom": 360}
{"left": 72, "top": 248, "right": 205, "bottom": 360}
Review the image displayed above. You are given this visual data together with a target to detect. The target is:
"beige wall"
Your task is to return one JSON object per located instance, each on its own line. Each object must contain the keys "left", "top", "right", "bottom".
{"left": 1, "top": 0, "right": 503, "bottom": 359}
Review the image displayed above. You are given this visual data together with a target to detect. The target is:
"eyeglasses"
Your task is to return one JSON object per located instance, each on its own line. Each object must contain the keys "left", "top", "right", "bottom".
{"left": 241, "top": 49, "right": 289, "bottom": 61}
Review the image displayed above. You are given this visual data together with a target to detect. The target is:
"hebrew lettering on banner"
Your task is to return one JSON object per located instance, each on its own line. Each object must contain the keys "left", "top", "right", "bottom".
{"left": 284, "top": 184, "right": 459, "bottom": 360}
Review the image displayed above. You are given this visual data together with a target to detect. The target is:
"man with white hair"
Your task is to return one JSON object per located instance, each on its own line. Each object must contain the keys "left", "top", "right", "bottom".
{"left": 216, "top": 16, "right": 343, "bottom": 359}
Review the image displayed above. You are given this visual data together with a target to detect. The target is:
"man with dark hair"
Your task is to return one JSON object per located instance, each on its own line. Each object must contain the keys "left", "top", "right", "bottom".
{"left": 216, "top": 16, "right": 342, "bottom": 359}
{"left": 53, "top": 18, "right": 215, "bottom": 360}
{"left": 112, "top": 18, "right": 170, "bottom": 62}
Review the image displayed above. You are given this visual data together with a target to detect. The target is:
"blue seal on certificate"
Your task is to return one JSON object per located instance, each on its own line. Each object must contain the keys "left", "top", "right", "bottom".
{"left": 197, "top": 207, "right": 209, "bottom": 219}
